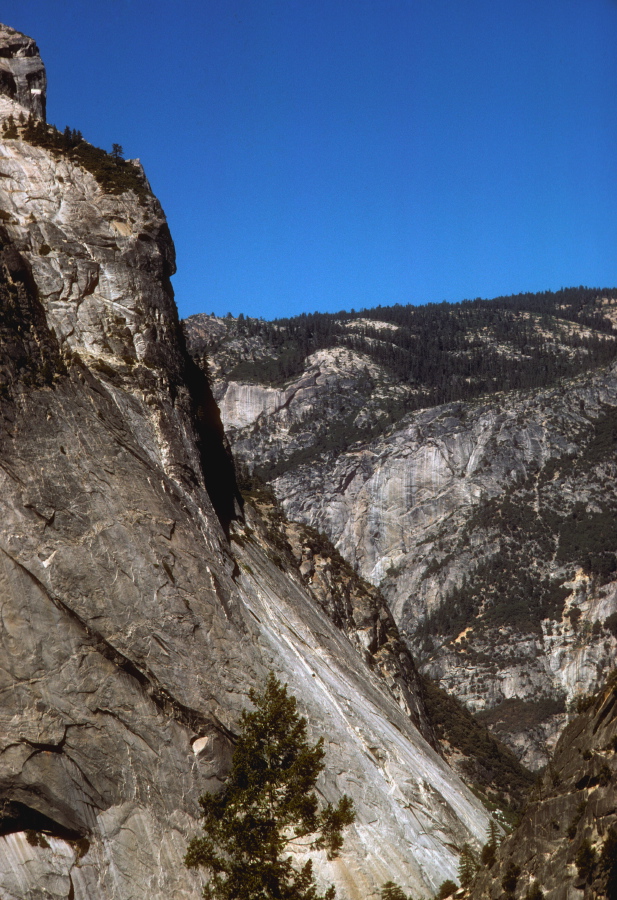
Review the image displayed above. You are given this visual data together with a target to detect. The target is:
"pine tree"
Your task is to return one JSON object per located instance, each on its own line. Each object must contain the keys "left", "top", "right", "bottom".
{"left": 435, "top": 880, "right": 457, "bottom": 900}
{"left": 458, "top": 842, "right": 479, "bottom": 888}
{"left": 185, "top": 673, "right": 355, "bottom": 900}
{"left": 3, "top": 115, "right": 18, "bottom": 139}
{"left": 380, "top": 881, "right": 410, "bottom": 900}
{"left": 480, "top": 820, "right": 501, "bottom": 869}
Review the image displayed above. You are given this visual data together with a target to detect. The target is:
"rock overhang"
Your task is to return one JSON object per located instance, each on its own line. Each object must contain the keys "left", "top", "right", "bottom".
{"left": 0, "top": 23, "right": 46, "bottom": 121}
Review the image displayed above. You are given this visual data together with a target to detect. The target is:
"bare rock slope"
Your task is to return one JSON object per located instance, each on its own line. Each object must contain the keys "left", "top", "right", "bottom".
{"left": 186, "top": 309, "right": 617, "bottom": 770}
{"left": 0, "top": 24, "right": 490, "bottom": 900}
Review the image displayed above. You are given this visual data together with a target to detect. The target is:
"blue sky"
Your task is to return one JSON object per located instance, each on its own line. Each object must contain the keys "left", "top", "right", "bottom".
{"left": 3, "top": 1, "right": 617, "bottom": 320}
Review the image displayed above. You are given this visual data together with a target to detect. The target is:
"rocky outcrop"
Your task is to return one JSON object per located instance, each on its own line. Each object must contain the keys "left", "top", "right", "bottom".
{"left": 240, "top": 486, "right": 437, "bottom": 748}
{"left": 241, "top": 487, "right": 535, "bottom": 817}
{"left": 191, "top": 316, "right": 617, "bottom": 770}
{"left": 274, "top": 380, "right": 617, "bottom": 769}
{"left": 0, "top": 24, "right": 46, "bottom": 120}
{"left": 470, "top": 673, "right": 617, "bottom": 899}
{"left": 0, "top": 25, "right": 491, "bottom": 899}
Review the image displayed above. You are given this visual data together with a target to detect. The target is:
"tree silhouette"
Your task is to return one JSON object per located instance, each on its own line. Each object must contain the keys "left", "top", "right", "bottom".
{"left": 185, "top": 673, "right": 355, "bottom": 900}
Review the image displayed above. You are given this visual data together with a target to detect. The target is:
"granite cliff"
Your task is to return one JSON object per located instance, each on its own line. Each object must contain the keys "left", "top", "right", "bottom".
{"left": 185, "top": 298, "right": 617, "bottom": 771}
{"left": 469, "top": 672, "right": 617, "bottom": 899}
{"left": 0, "top": 23, "right": 492, "bottom": 900}
{"left": 0, "top": 25, "right": 46, "bottom": 120}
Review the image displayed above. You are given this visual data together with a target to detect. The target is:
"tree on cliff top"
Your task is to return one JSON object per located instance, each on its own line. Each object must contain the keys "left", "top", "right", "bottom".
{"left": 185, "top": 673, "right": 355, "bottom": 900}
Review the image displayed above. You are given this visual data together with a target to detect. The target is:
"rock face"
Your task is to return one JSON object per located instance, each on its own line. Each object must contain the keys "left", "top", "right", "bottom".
{"left": 186, "top": 315, "right": 617, "bottom": 770}
{"left": 0, "top": 24, "right": 46, "bottom": 120}
{"left": 241, "top": 487, "right": 437, "bottom": 748}
{"left": 470, "top": 674, "right": 617, "bottom": 899}
{"left": 0, "top": 25, "right": 491, "bottom": 899}
{"left": 242, "top": 487, "right": 535, "bottom": 815}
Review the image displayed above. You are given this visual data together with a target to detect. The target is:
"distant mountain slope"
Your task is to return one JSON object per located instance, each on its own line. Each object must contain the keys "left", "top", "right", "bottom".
{"left": 186, "top": 287, "right": 617, "bottom": 432}
{"left": 186, "top": 293, "right": 617, "bottom": 770}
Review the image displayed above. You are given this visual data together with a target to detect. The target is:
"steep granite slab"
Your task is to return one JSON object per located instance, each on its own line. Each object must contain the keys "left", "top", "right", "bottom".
{"left": 0, "top": 27, "right": 490, "bottom": 898}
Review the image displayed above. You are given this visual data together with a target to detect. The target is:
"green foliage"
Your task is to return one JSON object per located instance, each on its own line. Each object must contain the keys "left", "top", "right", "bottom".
{"left": 25, "top": 830, "right": 50, "bottom": 849}
{"left": 476, "top": 698, "right": 566, "bottom": 740}
{"left": 185, "top": 673, "right": 355, "bottom": 900}
{"left": 480, "top": 820, "right": 502, "bottom": 869}
{"left": 605, "top": 613, "right": 617, "bottom": 638}
{"left": 10, "top": 115, "right": 147, "bottom": 201}
{"left": 458, "top": 843, "right": 479, "bottom": 887}
{"left": 501, "top": 862, "right": 521, "bottom": 897}
{"left": 420, "top": 676, "right": 535, "bottom": 813}
{"left": 435, "top": 880, "right": 457, "bottom": 900}
{"left": 380, "top": 881, "right": 411, "bottom": 900}
{"left": 418, "top": 530, "right": 571, "bottom": 637}
{"left": 556, "top": 501, "right": 617, "bottom": 576}
{"left": 575, "top": 838, "right": 597, "bottom": 883}
{"left": 228, "top": 288, "right": 617, "bottom": 408}
{"left": 479, "top": 839, "right": 495, "bottom": 869}
{"left": 419, "top": 432, "right": 617, "bottom": 641}
{"left": 2, "top": 114, "right": 18, "bottom": 139}
{"left": 566, "top": 801, "right": 586, "bottom": 839}
{"left": 254, "top": 411, "right": 389, "bottom": 483}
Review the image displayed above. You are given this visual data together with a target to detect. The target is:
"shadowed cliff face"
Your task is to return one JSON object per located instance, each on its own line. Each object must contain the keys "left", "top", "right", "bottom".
{"left": 0, "top": 23, "right": 493, "bottom": 900}
{"left": 0, "top": 24, "right": 46, "bottom": 120}
{"left": 0, "top": 224, "right": 64, "bottom": 392}
{"left": 470, "top": 674, "right": 617, "bottom": 900}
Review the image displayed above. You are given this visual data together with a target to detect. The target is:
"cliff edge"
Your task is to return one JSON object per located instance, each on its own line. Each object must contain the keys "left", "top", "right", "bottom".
{"left": 0, "top": 22, "right": 490, "bottom": 900}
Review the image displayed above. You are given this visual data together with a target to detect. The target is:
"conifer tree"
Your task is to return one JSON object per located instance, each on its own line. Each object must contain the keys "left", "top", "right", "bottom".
{"left": 185, "top": 673, "right": 355, "bottom": 900}
{"left": 380, "top": 880, "right": 411, "bottom": 900}
{"left": 458, "top": 842, "right": 479, "bottom": 888}
{"left": 3, "top": 115, "right": 18, "bottom": 139}
{"left": 480, "top": 820, "right": 501, "bottom": 869}
{"left": 435, "top": 880, "right": 457, "bottom": 900}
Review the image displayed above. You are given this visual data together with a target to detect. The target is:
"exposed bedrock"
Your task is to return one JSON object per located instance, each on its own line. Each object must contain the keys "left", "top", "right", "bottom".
{"left": 188, "top": 316, "right": 617, "bottom": 770}
{"left": 0, "top": 23, "right": 46, "bottom": 120}
{"left": 0, "top": 27, "right": 490, "bottom": 899}
{"left": 470, "top": 674, "right": 617, "bottom": 899}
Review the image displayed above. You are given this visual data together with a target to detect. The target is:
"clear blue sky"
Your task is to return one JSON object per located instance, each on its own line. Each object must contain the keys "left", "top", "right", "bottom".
{"left": 3, "top": 1, "right": 617, "bottom": 320}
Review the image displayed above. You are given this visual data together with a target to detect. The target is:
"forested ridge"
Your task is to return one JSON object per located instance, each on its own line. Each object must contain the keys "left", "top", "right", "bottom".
{"left": 222, "top": 287, "right": 617, "bottom": 409}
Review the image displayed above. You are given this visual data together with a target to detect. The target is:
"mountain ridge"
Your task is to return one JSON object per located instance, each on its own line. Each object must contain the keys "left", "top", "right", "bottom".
{"left": 186, "top": 296, "right": 617, "bottom": 770}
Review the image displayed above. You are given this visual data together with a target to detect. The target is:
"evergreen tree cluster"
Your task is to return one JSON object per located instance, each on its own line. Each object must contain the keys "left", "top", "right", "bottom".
{"left": 227, "top": 288, "right": 617, "bottom": 414}
{"left": 420, "top": 676, "right": 535, "bottom": 815}
{"left": 2, "top": 114, "right": 147, "bottom": 200}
